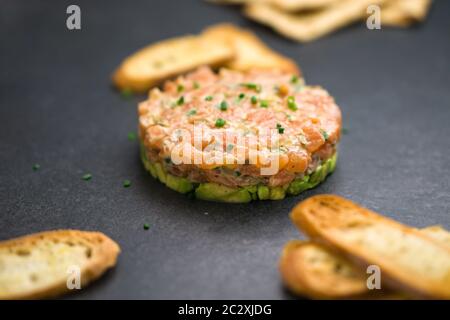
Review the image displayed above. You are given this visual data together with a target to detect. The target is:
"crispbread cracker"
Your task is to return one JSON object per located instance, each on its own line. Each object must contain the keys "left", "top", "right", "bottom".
{"left": 0, "top": 230, "right": 120, "bottom": 299}
{"left": 202, "top": 24, "right": 300, "bottom": 74}
{"left": 290, "top": 195, "right": 450, "bottom": 299}
{"left": 113, "top": 35, "right": 234, "bottom": 93}
{"left": 271, "top": 0, "right": 339, "bottom": 11}
{"left": 280, "top": 226, "right": 450, "bottom": 299}
{"left": 208, "top": 0, "right": 338, "bottom": 11}
{"left": 382, "top": 0, "right": 432, "bottom": 27}
{"left": 244, "top": 0, "right": 388, "bottom": 42}
{"left": 280, "top": 240, "right": 369, "bottom": 299}
{"left": 421, "top": 225, "right": 450, "bottom": 247}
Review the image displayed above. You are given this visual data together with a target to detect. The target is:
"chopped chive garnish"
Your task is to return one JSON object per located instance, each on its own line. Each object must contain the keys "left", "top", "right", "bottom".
{"left": 251, "top": 96, "right": 258, "bottom": 104}
{"left": 177, "top": 84, "right": 184, "bottom": 93}
{"left": 276, "top": 123, "right": 285, "bottom": 134}
{"left": 234, "top": 171, "right": 241, "bottom": 177}
{"left": 177, "top": 96, "right": 185, "bottom": 105}
{"left": 32, "top": 163, "right": 40, "bottom": 171}
{"left": 238, "top": 93, "right": 245, "bottom": 100}
{"left": 241, "top": 83, "right": 261, "bottom": 93}
{"left": 320, "top": 129, "right": 329, "bottom": 141}
{"left": 291, "top": 75, "right": 299, "bottom": 84}
{"left": 215, "top": 118, "right": 226, "bottom": 128}
{"left": 143, "top": 223, "right": 150, "bottom": 230}
{"left": 193, "top": 81, "right": 200, "bottom": 89}
{"left": 121, "top": 88, "right": 133, "bottom": 99}
{"left": 287, "top": 96, "right": 298, "bottom": 111}
{"left": 260, "top": 100, "right": 269, "bottom": 108}
{"left": 205, "top": 95, "right": 213, "bottom": 101}
{"left": 219, "top": 100, "right": 228, "bottom": 111}
{"left": 227, "top": 144, "right": 234, "bottom": 152}
{"left": 123, "top": 179, "right": 131, "bottom": 188}
{"left": 127, "top": 132, "right": 137, "bottom": 141}
{"left": 187, "top": 109, "right": 197, "bottom": 116}
{"left": 82, "top": 173, "right": 92, "bottom": 181}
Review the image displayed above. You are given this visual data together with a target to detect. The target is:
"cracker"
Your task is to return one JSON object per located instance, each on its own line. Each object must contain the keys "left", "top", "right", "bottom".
{"left": 244, "top": 0, "right": 388, "bottom": 42}
{"left": 113, "top": 35, "right": 234, "bottom": 93}
{"left": 290, "top": 195, "right": 450, "bottom": 299}
{"left": 202, "top": 23, "right": 300, "bottom": 74}
{"left": 382, "top": 0, "right": 432, "bottom": 27}
{"left": 280, "top": 226, "right": 450, "bottom": 299}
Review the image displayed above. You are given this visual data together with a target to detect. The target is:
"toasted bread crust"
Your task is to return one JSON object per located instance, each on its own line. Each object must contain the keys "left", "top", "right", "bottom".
{"left": 280, "top": 240, "right": 369, "bottom": 299}
{"left": 113, "top": 35, "right": 235, "bottom": 93}
{"left": 244, "top": 0, "right": 388, "bottom": 42}
{"left": 290, "top": 195, "right": 450, "bottom": 299}
{"left": 280, "top": 225, "right": 450, "bottom": 300}
{"left": 0, "top": 230, "right": 120, "bottom": 300}
{"left": 202, "top": 23, "right": 300, "bottom": 74}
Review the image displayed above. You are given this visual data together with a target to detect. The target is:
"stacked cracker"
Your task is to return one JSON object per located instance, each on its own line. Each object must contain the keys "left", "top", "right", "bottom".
{"left": 282, "top": 195, "right": 450, "bottom": 299}
{"left": 113, "top": 24, "right": 300, "bottom": 93}
{"left": 208, "top": 0, "right": 433, "bottom": 42}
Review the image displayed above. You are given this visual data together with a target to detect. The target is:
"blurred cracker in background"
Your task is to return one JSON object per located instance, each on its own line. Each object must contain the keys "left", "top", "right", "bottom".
{"left": 208, "top": 0, "right": 433, "bottom": 42}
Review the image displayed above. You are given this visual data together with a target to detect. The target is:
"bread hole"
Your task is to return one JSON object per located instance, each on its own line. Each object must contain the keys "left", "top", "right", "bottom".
{"left": 30, "top": 273, "right": 38, "bottom": 282}
{"left": 65, "top": 241, "right": 75, "bottom": 247}
{"left": 85, "top": 248, "right": 92, "bottom": 258}
{"left": 16, "top": 248, "right": 31, "bottom": 256}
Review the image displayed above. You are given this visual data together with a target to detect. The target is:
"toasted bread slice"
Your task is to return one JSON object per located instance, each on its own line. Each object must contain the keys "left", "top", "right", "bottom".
{"left": 202, "top": 24, "right": 300, "bottom": 74}
{"left": 421, "top": 225, "right": 450, "bottom": 247}
{"left": 270, "top": 0, "right": 339, "bottom": 11}
{"left": 290, "top": 195, "right": 450, "bottom": 299}
{"left": 207, "top": 0, "right": 338, "bottom": 11}
{"left": 244, "top": 0, "right": 388, "bottom": 42}
{"left": 382, "top": 0, "right": 432, "bottom": 27}
{"left": 280, "top": 226, "right": 450, "bottom": 299}
{"left": 113, "top": 35, "right": 235, "bottom": 93}
{"left": 280, "top": 240, "right": 369, "bottom": 299}
{"left": 0, "top": 230, "right": 120, "bottom": 299}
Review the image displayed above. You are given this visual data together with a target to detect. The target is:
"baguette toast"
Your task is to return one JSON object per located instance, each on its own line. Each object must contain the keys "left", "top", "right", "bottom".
{"left": 113, "top": 35, "right": 235, "bottom": 93}
{"left": 290, "top": 195, "right": 450, "bottom": 299}
{"left": 244, "top": 0, "right": 388, "bottom": 42}
{"left": 0, "top": 230, "right": 120, "bottom": 299}
{"left": 280, "top": 226, "right": 450, "bottom": 299}
{"left": 202, "top": 23, "right": 300, "bottom": 74}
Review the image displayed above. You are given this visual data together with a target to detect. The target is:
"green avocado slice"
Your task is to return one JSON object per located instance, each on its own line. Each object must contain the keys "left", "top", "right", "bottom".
{"left": 287, "top": 175, "right": 310, "bottom": 196}
{"left": 140, "top": 142, "right": 337, "bottom": 203}
{"left": 166, "top": 174, "right": 194, "bottom": 194}
{"left": 195, "top": 183, "right": 252, "bottom": 203}
{"left": 257, "top": 185, "right": 270, "bottom": 200}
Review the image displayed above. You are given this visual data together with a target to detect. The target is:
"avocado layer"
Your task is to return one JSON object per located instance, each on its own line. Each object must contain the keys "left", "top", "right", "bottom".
{"left": 140, "top": 144, "right": 337, "bottom": 203}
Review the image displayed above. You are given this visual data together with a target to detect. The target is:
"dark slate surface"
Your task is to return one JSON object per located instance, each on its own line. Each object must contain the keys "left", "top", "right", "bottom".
{"left": 0, "top": 0, "right": 449, "bottom": 299}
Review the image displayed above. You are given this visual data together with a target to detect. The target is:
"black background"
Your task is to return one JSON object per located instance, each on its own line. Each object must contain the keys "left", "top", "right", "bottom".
{"left": 1, "top": 0, "right": 449, "bottom": 299}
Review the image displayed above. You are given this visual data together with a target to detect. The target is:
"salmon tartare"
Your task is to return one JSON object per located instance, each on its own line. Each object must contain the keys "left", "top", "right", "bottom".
{"left": 138, "top": 67, "right": 341, "bottom": 202}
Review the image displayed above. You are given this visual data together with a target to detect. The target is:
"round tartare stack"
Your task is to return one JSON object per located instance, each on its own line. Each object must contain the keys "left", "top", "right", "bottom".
{"left": 138, "top": 67, "right": 341, "bottom": 202}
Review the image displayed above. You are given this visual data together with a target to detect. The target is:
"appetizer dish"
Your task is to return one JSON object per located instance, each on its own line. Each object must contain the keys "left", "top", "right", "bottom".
{"left": 138, "top": 67, "right": 341, "bottom": 202}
